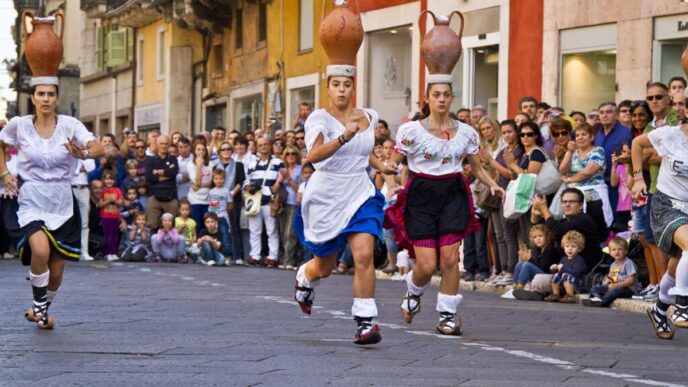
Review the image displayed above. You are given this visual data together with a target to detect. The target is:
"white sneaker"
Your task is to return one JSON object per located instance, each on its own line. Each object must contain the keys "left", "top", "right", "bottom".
{"left": 285, "top": 265, "right": 294, "bottom": 270}
{"left": 489, "top": 274, "right": 505, "bottom": 285}
{"left": 80, "top": 254, "right": 94, "bottom": 262}
{"left": 633, "top": 284, "right": 655, "bottom": 300}
{"left": 390, "top": 273, "right": 405, "bottom": 281}
{"left": 3, "top": 252, "right": 16, "bottom": 259}
{"left": 206, "top": 261, "right": 216, "bottom": 267}
{"left": 589, "top": 296, "right": 603, "bottom": 302}
{"left": 496, "top": 273, "right": 514, "bottom": 285}
{"left": 106, "top": 254, "right": 120, "bottom": 262}
{"left": 278, "top": 264, "right": 286, "bottom": 269}
{"left": 234, "top": 259, "right": 245, "bottom": 266}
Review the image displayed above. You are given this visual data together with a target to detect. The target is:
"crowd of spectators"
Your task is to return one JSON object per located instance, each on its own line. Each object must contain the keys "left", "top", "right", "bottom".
{"left": 0, "top": 76, "right": 685, "bottom": 306}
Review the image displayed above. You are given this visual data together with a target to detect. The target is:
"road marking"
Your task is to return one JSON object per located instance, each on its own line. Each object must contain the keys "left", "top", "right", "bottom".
{"left": 256, "top": 294, "right": 685, "bottom": 387}
{"left": 139, "top": 268, "right": 151, "bottom": 272}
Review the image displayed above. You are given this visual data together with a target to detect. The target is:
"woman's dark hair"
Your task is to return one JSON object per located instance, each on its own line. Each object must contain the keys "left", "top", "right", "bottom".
{"left": 236, "top": 137, "right": 249, "bottom": 147}
{"left": 374, "top": 138, "right": 386, "bottom": 147}
{"left": 191, "top": 138, "right": 209, "bottom": 165}
{"left": 424, "top": 82, "right": 453, "bottom": 98}
{"left": 550, "top": 118, "right": 572, "bottom": 133}
{"left": 517, "top": 121, "right": 543, "bottom": 147}
{"left": 378, "top": 119, "right": 389, "bottom": 130}
{"left": 420, "top": 103, "right": 430, "bottom": 119}
{"left": 30, "top": 84, "right": 60, "bottom": 96}
{"left": 630, "top": 100, "right": 653, "bottom": 131}
{"left": 302, "top": 161, "right": 315, "bottom": 172}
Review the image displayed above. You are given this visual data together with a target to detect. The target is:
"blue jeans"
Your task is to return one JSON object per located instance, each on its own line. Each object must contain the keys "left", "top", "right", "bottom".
{"left": 218, "top": 217, "right": 233, "bottom": 257}
{"left": 199, "top": 240, "right": 224, "bottom": 264}
{"left": 463, "top": 215, "right": 489, "bottom": 274}
{"left": 513, "top": 261, "right": 545, "bottom": 285}
{"left": 590, "top": 285, "right": 634, "bottom": 306}
{"left": 191, "top": 204, "right": 209, "bottom": 234}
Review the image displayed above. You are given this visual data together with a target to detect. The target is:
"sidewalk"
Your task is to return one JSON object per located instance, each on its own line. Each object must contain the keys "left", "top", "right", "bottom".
{"left": 376, "top": 271, "right": 655, "bottom": 315}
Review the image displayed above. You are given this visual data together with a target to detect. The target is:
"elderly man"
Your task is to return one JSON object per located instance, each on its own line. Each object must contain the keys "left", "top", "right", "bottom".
{"left": 145, "top": 130, "right": 160, "bottom": 157}
{"left": 671, "top": 91, "right": 687, "bottom": 124}
{"left": 145, "top": 135, "right": 179, "bottom": 229}
{"left": 470, "top": 105, "right": 486, "bottom": 129}
{"left": 514, "top": 188, "right": 603, "bottom": 300}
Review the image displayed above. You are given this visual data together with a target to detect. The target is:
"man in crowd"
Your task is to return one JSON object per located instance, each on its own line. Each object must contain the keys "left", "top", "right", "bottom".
{"left": 88, "top": 179, "right": 106, "bottom": 258}
{"left": 375, "top": 119, "right": 391, "bottom": 141}
{"left": 145, "top": 130, "right": 160, "bottom": 157}
{"left": 470, "top": 105, "right": 486, "bottom": 128}
{"left": 519, "top": 96, "right": 538, "bottom": 120}
{"left": 294, "top": 129, "right": 307, "bottom": 158}
{"left": 176, "top": 136, "right": 193, "bottom": 201}
{"left": 618, "top": 100, "right": 633, "bottom": 128}
{"left": 145, "top": 135, "right": 179, "bottom": 229}
{"left": 456, "top": 108, "right": 470, "bottom": 123}
{"left": 133, "top": 139, "right": 150, "bottom": 180}
{"left": 594, "top": 101, "right": 632, "bottom": 218}
{"left": 668, "top": 75, "right": 686, "bottom": 97}
{"left": 671, "top": 90, "right": 687, "bottom": 124}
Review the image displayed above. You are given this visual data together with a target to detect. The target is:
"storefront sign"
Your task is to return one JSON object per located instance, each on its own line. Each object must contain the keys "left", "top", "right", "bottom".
{"left": 678, "top": 21, "right": 688, "bottom": 32}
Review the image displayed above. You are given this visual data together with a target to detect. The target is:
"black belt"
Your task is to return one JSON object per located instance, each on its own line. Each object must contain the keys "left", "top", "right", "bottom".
{"left": 72, "top": 185, "right": 88, "bottom": 189}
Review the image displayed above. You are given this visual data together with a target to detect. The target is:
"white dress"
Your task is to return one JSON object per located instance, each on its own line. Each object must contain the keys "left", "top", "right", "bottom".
{"left": 396, "top": 119, "right": 480, "bottom": 175}
{"left": 0, "top": 115, "right": 95, "bottom": 230}
{"left": 302, "top": 108, "right": 378, "bottom": 243}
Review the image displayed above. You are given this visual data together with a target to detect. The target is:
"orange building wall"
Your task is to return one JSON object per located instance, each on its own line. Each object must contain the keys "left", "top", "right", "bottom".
{"left": 357, "top": 0, "right": 416, "bottom": 12}
{"left": 508, "top": 0, "right": 544, "bottom": 118}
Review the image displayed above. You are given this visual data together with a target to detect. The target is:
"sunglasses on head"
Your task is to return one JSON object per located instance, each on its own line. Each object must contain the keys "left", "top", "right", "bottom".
{"left": 646, "top": 94, "right": 667, "bottom": 101}
{"left": 552, "top": 130, "right": 569, "bottom": 138}
{"left": 519, "top": 132, "right": 536, "bottom": 138}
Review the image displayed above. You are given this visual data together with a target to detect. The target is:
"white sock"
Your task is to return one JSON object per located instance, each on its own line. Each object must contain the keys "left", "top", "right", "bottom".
{"left": 436, "top": 292, "right": 464, "bottom": 314}
{"left": 405, "top": 270, "right": 427, "bottom": 296}
{"left": 296, "top": 263, "right": 319, "bottom": 288}
{"left": 351, "top": 298, "right": 378, "bottom": 318}
{"left": 29, "top": 271, "right": 49, "bottom": 287}
{"left": 671, "top": 251, "right": 688, "bottom": 297}
{"left": 47, "top": 290, "right": 58, "bottom": 304}
{"left": 659, "top": 273, "right": 676, "bottom": 304}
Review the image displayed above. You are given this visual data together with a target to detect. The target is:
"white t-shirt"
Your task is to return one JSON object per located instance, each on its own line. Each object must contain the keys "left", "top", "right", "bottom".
{"left": 396, "top": 119, "right": 479, "bottom": 175}
{"left": 0, "top": 115, "right": 95, "bottom": 229}
{"left": 186, "top": 159, "right": 212, "bottom": 205}
{"left": 648, "top": 125, "right": 688, "bottom": 201}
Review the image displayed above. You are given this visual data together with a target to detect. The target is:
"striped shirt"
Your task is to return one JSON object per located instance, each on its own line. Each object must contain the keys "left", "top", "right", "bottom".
{"left": 245, "top": 156, "right": 284, "bottom": 205}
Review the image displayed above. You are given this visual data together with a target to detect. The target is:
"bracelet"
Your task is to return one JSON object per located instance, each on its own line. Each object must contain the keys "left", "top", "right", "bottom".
{"left": 338, "top": 135, "right": 350, "bottom": 145}
{"left": 0, "top": 171, "right": 8, "bottom": 179}
{"left": 632, "top": 169, "right": 643, "bottom": 176}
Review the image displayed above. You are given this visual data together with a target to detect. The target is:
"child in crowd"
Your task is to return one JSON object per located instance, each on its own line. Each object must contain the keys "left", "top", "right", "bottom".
{"left": 610, "top": 143, "right": 632, "bottom": 231}
{"left": 583, "top": 237, "right": 638, "bottom": 307}
{"left": 208, "top": 169, "right": 232, "bottom": 264}
{"left": 120, "top": 159, "right": 139, "bottom": 194}
{"left": 175, "top": 199, "right": 198, "bottom": 258}
{"left": 197, "top": 212, "right": 224, "bottom": 267}
{"left": 120, "top": 213, "right": 152, "bottom": 262}
{"left": 99, "top": 170, "right": 123, "bottom": 262}
{"left": 152, "top": 213, "right": 187, "bottom": 263}
{"left": 297, "top": 162, "right": 315, "bottom": 264}
{"left": 135, "top": 180, "right": 149, "bottom": 210}
{"left": 545, "top": 230, "right": 588, "bottom": 303}
{"left": 513, "top": 225, "right": 561, "bottom": 289}
{"left": 120, "top": 187, "right": 144, "bottom": 225}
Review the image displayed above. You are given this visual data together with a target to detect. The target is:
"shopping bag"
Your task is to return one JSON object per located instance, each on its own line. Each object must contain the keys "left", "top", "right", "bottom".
{"left": 548, "top": 184, "right": 566, "bottom": 220}
{"left": 503, "top": 173, "right": 536, "bottom": 220}
{"left": 535, "top": 158, "right": 562, "bottom": 195}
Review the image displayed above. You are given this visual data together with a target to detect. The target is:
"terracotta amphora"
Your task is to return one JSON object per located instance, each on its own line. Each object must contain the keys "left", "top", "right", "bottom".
{"left": 319, "top": 0, "right": 363, "bottom": 65}
{"left": 419, "top": 10, "right": 465, "bottom": 75}
{"left": 22, "top": 11, "right": 64, "bottom": 77}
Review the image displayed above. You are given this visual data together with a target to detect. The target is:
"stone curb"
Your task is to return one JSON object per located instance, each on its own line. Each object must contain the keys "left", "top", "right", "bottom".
{"left": 376, "top": 270, "right": 656, "bottom": 315}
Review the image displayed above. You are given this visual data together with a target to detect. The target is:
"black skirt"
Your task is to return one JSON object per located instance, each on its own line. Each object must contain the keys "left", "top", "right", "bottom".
{"left": 405, "top": 175, "right": 471, "bottom": 241}
{"left": 3, "top": 195, "right": 82, "bottom": 266}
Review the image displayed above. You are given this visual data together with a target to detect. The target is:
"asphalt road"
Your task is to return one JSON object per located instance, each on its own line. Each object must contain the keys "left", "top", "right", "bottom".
{"left": 1, "top": 260, "right": 687, "bottom": 386}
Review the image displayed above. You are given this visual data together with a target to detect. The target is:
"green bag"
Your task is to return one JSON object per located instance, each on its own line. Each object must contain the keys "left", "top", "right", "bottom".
{"left": 503, "top": 173, "right": 536, "bottom": 220}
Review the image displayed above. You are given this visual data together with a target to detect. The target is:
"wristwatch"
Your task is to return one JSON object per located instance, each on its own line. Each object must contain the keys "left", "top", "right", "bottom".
{"left": 81, "top": 149, "right": 91, "bottom": 159}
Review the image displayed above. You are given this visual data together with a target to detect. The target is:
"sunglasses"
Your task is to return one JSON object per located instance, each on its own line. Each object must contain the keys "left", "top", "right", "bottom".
{"left": 587, "top": 114, "right": 599, "bottom": 119}
{"left": 274, "top": 143, "right": 284, "bottom": 147}
{"left": 519, "top": 132, "right": 537, "bottom": 138}
{"left": 619, "top": 108, "right": 631, "bottom": 114}
{"left": 552, "top": 130, "right": 569, "bottom": 138}
{"left": 285, "top": 152, "right": 298, "bottom": 156}
{"left": 220, "top": 148, "right": 232, "bottom": 151}
{"left": 295, "top": 137, "right": 305, "bottom": 140}
{"left": 646, "top": 94, "right": 667, "bottom": 101}
{"left": 135, "top": 145, "right": 145, "bottom": 149}
{"left": 561, "top": 200, "right": 581, "bottom": 205}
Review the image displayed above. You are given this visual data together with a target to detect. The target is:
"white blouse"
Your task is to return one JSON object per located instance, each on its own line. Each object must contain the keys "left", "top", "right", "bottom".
{"left": 186, "top": 159, "right": 212, "bottom": 205}
{"left": 396, "top": 119, "right": 480, "bottom": 175}
{"left": 301, "top": 108, "right": 379, "bottom": 244}
{"left": 0, "top": 115, "right": 95, "bottom": 229}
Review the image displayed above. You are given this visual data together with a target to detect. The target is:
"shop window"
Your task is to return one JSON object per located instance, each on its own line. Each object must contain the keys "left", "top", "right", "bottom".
{"left": 206, "top": 104, "right": 227, "bottom": 133}
{"left": 659, "top": 42, "right": 686, "bottom": 85}
{"left": 561, "top": 50, "right": 616, "bottom": 114}
{"left": 234, "top": 94, "right": 263, "bottom": 133}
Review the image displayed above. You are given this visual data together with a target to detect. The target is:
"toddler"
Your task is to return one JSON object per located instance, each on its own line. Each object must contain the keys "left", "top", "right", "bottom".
{"left": 152, "top": 213, "right": 187, "bottom": 263}
{"left": 175, "top": 199, "right": 197, "bottom": 256}
{"left": 99, "top": 170, "right": 123, "bottom": 262}
{"left": 545, "top": 230, "right": 587, "bottom": 303}
{"left": 135, "top": 180, "right": 149, "bottom": 210}
{"left": 583, "top": 237, "right": 638, "bottom": 307}
{"left": 121, "top": 213, "right": 152, "bottom": 262}
{"left": 120, "top": 187, "right": 144, "bottom": 225}
{"left": 197, "top": 212, "right": 224, "bottom": 267}
{"left": 513, "top": 225, "right": 561, "bottom": 289}
{"left": 120, "top": 159, "right": 139, "bottom": 194}
{"left": 208, "top": 169, "right": 232, "bottom": 263}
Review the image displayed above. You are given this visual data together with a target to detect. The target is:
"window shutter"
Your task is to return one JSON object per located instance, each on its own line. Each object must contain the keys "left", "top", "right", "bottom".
{"left": 96, "top": 27, "right": 104, "bottom": 70}
{"left": 108, "top": 31, "right": 127, "bottom": 67}
{"left": 126, "top": 28, "right": 134, "bottom": 62}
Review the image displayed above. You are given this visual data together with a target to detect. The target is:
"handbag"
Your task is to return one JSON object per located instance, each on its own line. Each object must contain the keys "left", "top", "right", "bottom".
{"left": 548, "top": 184, "right": 567, "bottom": 220}
{"left": 529, "top": 147, "right": 562, "bottom": 195}
{"left": 269, "top": 192, "right": 284, "bottom": 217}
{"left": 503, "top": 173, "right": 536, "bottom": 220}
{"left": 244, "top": 158, "right": 273, "bottom": 217}
{"left": 476, "top": 183, "right": 501, "bottom": 211}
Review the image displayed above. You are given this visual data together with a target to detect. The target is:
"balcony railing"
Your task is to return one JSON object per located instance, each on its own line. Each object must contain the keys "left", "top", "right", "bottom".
{"left": 14, "top": 0, "right": 39, "bottom": 11}
{"left": 81, "top": 0, "right": 107, "bottom": 17}
{"left": 107, "top": 0, "right": 128, "bottom": 11}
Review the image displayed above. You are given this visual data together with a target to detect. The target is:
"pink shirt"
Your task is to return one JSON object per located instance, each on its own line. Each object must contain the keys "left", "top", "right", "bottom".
{"left": 616, "top": 164, "right": 631, "bottom": 212}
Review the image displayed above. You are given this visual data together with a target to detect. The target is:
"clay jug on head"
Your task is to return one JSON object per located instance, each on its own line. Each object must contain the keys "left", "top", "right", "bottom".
{"left": 419, "top": 10, "right": 464, "bottom": 75}
{"left": 319, "top": 0, "right": 364, "bottom": 65}
{"left": 22, "top": 11, "right": 64, "bottom": 77}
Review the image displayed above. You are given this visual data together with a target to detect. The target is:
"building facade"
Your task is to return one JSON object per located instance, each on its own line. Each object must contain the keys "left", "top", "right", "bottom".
{"left": 542, "top": 0, "right": 688, "bottom": 114}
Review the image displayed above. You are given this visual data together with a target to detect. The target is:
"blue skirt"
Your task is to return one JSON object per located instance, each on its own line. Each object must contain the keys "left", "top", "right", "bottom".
{"left": 293, "top": 190, "right": 384, "bottom": 258}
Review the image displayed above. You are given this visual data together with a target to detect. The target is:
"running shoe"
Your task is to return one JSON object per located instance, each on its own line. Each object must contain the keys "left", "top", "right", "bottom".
{"left": 582, "top": 296, "right": 603, "bottom": 307}
{"left": 496, "top": 273, "right": 514, "bottom": 286}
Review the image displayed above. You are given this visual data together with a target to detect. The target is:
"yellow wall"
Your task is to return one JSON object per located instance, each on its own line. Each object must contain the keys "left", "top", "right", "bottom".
{"left": 136, "top": 20, "right": 165, "bottom": 105}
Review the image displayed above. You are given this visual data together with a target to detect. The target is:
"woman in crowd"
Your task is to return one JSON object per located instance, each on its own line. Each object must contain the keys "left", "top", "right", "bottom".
{"left": 477, "top": 117, "right": 503, "bottom": 158}
{"left": 548, "top": 118, "right": 574, "bottom": 166}
{"left": 630, "top": 101, "right": 653, "bottom": 138}
{"left": 170, "top": 131, "right": 184, "bottom": 146}
{"left": 558, "top": 122, "right": 611, "bottom": 241}
{"left": 271, "top": 139, "right": 286, "bottom": 161}
{"left": 0, "top": 80, "right": 104, "bottom": 329}
{"left": 632, "top": 120, "right": 688, "bottom": 340}
{"left": 476, "top": 117, "right": 502, "bottom": 278}
{"left": 293, "top": 68, "right": 395, "bottom": 345}
{"left": 233, "top": 137, "right": 256, "bottom": 176}
{"left": 486, "top": 120, "right": 522, "bottom": 282}
{"left": 275, "top": 145, "right": 302, "bottom": 270}
{"left": 391, "top": 75, "right": 504, "bottom": 335}
{"left": 214, "top": 141, "right": 246, "bottom": 264}
{"left": 247, "top": 140, "right": 257, "bottom": 155}
{"left": 569, "top": 111, "right": 586, "bottom": 129}
{"left": 187, "top": 138, "right": 213, "bottom": 233}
